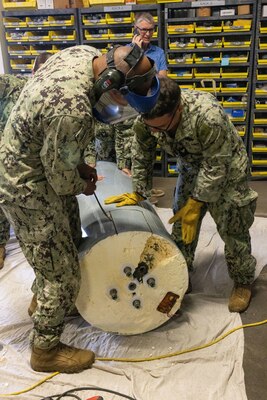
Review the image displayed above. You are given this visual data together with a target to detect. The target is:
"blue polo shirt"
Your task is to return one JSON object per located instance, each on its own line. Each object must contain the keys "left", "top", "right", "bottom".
{"left": 144, "top": 44, "right": 167, "bottom": 73}
{"left": 127, "top": 43, "right": 167, "bottom": 73}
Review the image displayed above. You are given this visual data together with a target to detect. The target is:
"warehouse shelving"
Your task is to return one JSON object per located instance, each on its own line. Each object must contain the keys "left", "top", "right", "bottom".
{"left": 163, "top": 0, "right": 257, "bottom": 177}
{"left": 250, "top": 0, "right": 267, "bottom": 179}
{"left": 2, "top": 8, "right": 80, "bottom": 75}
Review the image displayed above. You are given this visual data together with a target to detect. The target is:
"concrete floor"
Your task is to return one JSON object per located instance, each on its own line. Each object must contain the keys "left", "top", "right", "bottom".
{"left": 153, "top": 177, "right": 267, "bottom": 400}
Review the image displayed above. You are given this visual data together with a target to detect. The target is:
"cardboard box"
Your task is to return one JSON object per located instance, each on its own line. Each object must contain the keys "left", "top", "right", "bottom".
{"left": 263, "top": 5, "right": 267, "bottom": 17}
{"left": 53, "top": 0, "right": 69, "bottom": 8}
{"left": 238, "top": 5, "right": 250, "bottom": 15}
{"left": 197, "top": 7, "right": 211, "bottom": 17}
{"left": 69, "top": 0, "right": 83, "bottom": 7}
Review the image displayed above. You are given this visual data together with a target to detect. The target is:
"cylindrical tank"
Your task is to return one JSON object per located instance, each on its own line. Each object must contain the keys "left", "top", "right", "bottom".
{"left": 77, "top": 162, "right": 188, "bottom": 335}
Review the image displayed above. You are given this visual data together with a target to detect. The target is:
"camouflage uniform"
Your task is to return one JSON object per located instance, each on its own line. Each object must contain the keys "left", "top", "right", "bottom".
{"left": 0, "top": 46, "right": 101, "bottom": 349}
{"left": 132, "top": 90, "right": 258, "bottom": 285}
{"left": 84, "top": 121, "right": 116, "bottom": 165}
{"left": 114, "top": 118, "right": 135, "bottom": 169}
{"left": 0, "top": 74, "right": 28, "bottom": 247}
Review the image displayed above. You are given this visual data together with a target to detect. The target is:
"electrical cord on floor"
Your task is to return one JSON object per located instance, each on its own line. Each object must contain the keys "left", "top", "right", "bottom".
{"left": 0, "top": 318, "right": 267, "bottom": 397}
{"left": 40, "top": 386, "right": 138, "bottom": 400}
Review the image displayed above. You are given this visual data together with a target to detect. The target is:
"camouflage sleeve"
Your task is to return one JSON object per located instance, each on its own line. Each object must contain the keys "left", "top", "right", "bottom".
{"left": 192, "top": 108, "right": 233, "bottom": 202}
{"left": 84, "top": 136, "right": 97, "bottom": 165}
{"left": 114, "top": 118, "right": 136, "bottom": 169}
{"left": 41, "top": 115, "right": 92, "bottom": 196}
{"left": 131, "top": 118, "right": 157, "bottom": 196}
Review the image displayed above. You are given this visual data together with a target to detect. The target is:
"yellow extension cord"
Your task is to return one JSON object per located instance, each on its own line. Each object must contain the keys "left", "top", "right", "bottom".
{"left": 0, "top": 318, "right": 267, "bottom": 397}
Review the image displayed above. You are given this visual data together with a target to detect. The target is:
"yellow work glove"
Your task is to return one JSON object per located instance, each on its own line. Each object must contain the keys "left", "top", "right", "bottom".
{"left": 104, "top": 192, "right": 145, "bottom": 207}
{"left": 169, "top": 198, "right": 203, "bottom": 244}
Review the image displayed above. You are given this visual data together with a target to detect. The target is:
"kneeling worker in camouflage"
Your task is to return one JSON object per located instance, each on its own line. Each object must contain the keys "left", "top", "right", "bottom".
{"left": 0, "top": 44, "right": 159, "bottom": 373}
{"left": 105, "top": 77, "right": 258, "bottom": 314}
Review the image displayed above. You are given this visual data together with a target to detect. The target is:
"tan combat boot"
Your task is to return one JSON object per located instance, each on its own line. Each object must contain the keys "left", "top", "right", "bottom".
{"left": 0, "top": 246, "right": 6, "bottom": 270}
{"left": 28, "top": 294, "right": 79, "bottom": 317}
{"left": 31, "top": 342, "right": 95, "bottom": 373}
{"left": 228, "top": 284, "right": 252, "bottom": 313}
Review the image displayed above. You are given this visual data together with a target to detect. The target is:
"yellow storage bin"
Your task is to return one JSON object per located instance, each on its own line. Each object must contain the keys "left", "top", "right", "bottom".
{"left": 257, "top": 71, "right": 267, "bottom": 80}
{"left": 194, "top": 68, "right": 220, "bottom": 79}
{"left": 221, "top": 53, "right": 248, "bottom": 64}
{"left": 251, "top": 170, "right": 267, "bottom": 176}
{"left": 169, "top": 39, "right": 195, "bottom": 49}
{"left": 168, "top": 54, "right": 194, "bottom": 64}
{"left": 252, "top": 147, "right": 267, "bottom": 153}
{"left": 254, "top": 118, "right": 267, "bottom": 124}
{"left": 8, "top": 44, "right": 31, "bottom": 55}
{"left": 258, "top": 56, "right": 267, "bottom": 65}
{"left": 223, "top": 39, "right": 251, "bottom": 48}
{"left": 6, "top": 31, "right": 28, "bottom": 42}
{"left": 195, "top": 80, "right": 219, "bottom": 93}
{"left": 194, "top": 54, "right": 221, "bottom": 64}
{"left": 2, "top": 0, "right": 36, "bottom": 8}
{"left": 84, "top": 29, "right": 109, "bottom": 40}
{"left": 3, "top": 17, "right": 27, "bottom": 27}
{"left": 196, "top": 39, "right": 222, "bottom": 48}
{"left": 83, "top": 0, "right": 90, "bottom": 6}
{"left": 10, "top": 59, "right": 34, "bottom": 71}
{"left": 106, "top": 12, "right": 132, "bottom": 24}
{"left": 253, "top": 132, "right": 267, "bottom": 138}
{"left": 235, "top": 126, "right": 246, "bottom": 136}
{"left": 252, "top": 159, "right": 267, "bottom": 165}
{"left": 27, "top": 31, "right": 50, "bottom": 41}
{"left": 167, "top": 69, "right": 193, "bottom": 79}
{"left": 180, "top": 84, "right": 195, "bottom": 90}
{"left": 48, "top": 15, "right": 74, "bottom": 27}
{"left": 256, "top": 104, "right": 267, "bottom": 109}
{"left": 82, "top": 14, "right": 106, "bottom": 25}
{"left": 167, "top": 24, "right": 195, "bottom": 34}
{"left": 30, "top": 45, "right": 54, "bottom": 55}
{"left": 220, "top": 82, "right": 248, "bottom": 93}
{"left": 223, "top": 19, "right": 251, "bottom": 32}
{"left": 222, "top": 98, "right": 246, "bottom": 107}
{"left": 50, "top": 30, "right": 75, "bottom": 41}
{"left": 90, "top": 0, "right": 124, "bottom": 4}
{"left": 221, "top": 67, "right": 248, "bottom": 78}
{"left": 195, "top": 23, "right": 222, "bottom": 34}
{"left": 108, "top": 27, "right": 132, "bottom": 39}
{"left": 260, "top": 23, "right": 267, "bottom": 34}
{"left": 26, "top": 16, "right": 49, "bottom": 27}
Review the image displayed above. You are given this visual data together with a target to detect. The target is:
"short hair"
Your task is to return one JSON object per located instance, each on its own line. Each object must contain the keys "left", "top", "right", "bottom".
{"left": 32, "top": 52, "right": 52, "bottom": 73}
{"left": 134, "top": 12, "right": 155, "bottom": 27}
{"left": 142, "top": 77, "right": 181, "bottom": 119}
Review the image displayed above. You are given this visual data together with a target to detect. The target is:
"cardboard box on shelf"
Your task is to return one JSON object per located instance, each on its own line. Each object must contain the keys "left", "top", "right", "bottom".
{"left": 69, "top": 0, "right": 83, "bottom": 7}
{"left": 197, "top": 7, "right": 211, "bottom": 17}
{"left": 238, "top": 5, "right": 250, "bottom": 15}
{"left": 53, "top": 0, "right": 69, "bottom": 8}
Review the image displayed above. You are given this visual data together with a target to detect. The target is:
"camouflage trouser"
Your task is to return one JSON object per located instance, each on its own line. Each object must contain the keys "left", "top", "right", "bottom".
{"left": 1, "top": 195, "right": 82, "bottom": 349}
{"left": 0, "top": 207, "right": 10, "bottom": 246}
{"left": 171, "top": 167, "right": 257, "bottom": 285}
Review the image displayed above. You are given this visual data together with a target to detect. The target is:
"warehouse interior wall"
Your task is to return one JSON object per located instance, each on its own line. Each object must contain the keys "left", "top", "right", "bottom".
{"left": 0, "top": 3, "right": 8, "bottom": 73}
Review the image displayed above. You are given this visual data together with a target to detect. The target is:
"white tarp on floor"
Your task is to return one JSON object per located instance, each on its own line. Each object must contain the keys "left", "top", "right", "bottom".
{"left": 0, "top": 211, "right": 267, "bottom": 400}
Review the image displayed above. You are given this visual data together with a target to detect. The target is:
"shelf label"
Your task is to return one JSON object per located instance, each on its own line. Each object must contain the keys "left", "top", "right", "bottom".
{"left": 192, "top": 0, "right": 225, "bottom": 7}
{"left": 104, "top": 5, "right": 132, "bottom": 12}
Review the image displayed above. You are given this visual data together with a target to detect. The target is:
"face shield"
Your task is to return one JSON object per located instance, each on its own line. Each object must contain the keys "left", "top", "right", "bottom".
{"left": 92, "top": 91, "right": 139, "bottom": 124}
{"left": 92, "top": 46, "right": 160, "bottom": 124}
{"left": 92, "top": 74, "right": 160, "bottom": 124}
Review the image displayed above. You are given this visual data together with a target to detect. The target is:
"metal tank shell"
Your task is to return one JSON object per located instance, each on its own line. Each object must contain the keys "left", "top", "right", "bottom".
{"left": 76, "top": 162, "right": 188, "bottom": 335}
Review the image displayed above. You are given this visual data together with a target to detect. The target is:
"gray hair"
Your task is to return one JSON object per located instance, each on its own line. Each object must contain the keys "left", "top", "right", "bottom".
{"left": 134, "top": 12, "right": 155, "bottom": 27}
